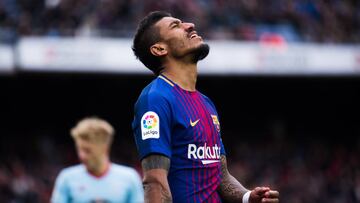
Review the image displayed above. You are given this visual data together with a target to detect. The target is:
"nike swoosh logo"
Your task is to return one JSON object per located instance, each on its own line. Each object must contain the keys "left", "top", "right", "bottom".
{"left": 201, "top": 160, "right": 220, "bottom": 164}
{"left": 190, "top": 119, "right": 200, "bottom": 127}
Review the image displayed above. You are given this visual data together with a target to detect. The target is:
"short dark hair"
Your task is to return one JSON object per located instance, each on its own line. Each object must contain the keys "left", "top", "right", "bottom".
{"left": 132, "top": 11, "right": 171, "bottom": 75}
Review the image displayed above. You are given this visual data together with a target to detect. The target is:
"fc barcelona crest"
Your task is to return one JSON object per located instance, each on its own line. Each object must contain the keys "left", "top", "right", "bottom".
{"left": 211, "top": 115, "right": 220, "bottom": 133}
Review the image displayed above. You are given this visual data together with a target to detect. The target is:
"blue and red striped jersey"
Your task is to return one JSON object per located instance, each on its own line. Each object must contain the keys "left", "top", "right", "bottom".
{"left": 132, "top": 74, "right": 226, "bottom": 203}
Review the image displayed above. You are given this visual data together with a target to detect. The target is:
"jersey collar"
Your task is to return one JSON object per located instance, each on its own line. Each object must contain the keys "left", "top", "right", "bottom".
{"left": 158, "top": 74, "right": 175, "bottom": 87}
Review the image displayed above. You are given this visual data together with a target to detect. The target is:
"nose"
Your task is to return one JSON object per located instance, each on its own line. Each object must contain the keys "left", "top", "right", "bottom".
{"left": 184, "top": 22, "right": 195, "bottom": 32}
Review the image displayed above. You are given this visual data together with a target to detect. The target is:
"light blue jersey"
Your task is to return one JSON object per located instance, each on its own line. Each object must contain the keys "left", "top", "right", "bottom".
{"left": 51, "top": 163, "right": 144, "bottom": 203}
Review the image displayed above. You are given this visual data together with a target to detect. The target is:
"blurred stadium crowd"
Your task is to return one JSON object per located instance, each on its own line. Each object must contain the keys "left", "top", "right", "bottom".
{"left": 0, "top": 134, "right": 359, "bottom": 203}
{"left": 0, "top": 0, "right": 359, "bottom": 43}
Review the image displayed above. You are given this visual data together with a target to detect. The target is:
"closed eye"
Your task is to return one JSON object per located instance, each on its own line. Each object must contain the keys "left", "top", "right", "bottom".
{"left": 169, "top": 20, "right": 182, "bottom": 29}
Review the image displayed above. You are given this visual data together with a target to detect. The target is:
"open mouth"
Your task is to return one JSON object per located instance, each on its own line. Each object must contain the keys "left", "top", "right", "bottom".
{"left": 189, "top": 31, "right": 200, "bottom": 39}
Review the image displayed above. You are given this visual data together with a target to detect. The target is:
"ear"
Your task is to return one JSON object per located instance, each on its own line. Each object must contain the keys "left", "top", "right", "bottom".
{"left": 150, "top": 43, "right": 167, "bottom": 57}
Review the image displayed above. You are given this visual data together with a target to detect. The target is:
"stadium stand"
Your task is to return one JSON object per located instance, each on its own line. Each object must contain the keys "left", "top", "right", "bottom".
{"left": 0, "top": 0, "right": 359, "bottom": 43}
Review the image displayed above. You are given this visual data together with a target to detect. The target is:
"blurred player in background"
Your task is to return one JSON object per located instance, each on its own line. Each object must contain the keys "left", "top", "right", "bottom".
{"left": 51, "top": 117, "right": 144, "bottom": 203}
{"left": 132, "top": 11, "right": 279, "bottom": 203}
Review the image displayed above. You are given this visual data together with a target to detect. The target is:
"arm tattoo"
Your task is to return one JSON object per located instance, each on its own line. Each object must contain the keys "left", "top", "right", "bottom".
{"left": 218, "top": 155, "right": 249, "bottom": 202}
{"left": 220, "top": 155, "right": 228, "bottom": 179}
{"left": 141, "top": 154, "right": 170, "bottom": 171}
{"left": 142, "top": 154, "right": 172, "bottom": 203}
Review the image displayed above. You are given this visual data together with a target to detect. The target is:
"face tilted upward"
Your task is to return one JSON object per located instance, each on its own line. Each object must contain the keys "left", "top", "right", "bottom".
{"left": 155, "top": 17, "right": 209, "bottom": 62}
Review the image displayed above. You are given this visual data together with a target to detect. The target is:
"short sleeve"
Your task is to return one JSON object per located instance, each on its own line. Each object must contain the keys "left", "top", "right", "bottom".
{"left": 132, "top": 92, "right": 172, "bottom": 160}
{"left": 51, "top": 170, "right": 70, "bottom": 203}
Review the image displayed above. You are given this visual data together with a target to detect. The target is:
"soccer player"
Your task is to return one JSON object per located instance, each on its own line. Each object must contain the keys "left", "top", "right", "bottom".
{"left": 132, "top": 11, "right": 280, "bottom": 203}
{"left": 51, "top": 117, "right": 144, "bottom": 203}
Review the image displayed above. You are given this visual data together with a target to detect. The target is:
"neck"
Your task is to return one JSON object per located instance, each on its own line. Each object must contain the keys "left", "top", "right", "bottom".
{"left": 86, "top": 156, "right": 109, "bottom": 177}
{"left": 161, "top": 59, "right": 197, "bottom": 92}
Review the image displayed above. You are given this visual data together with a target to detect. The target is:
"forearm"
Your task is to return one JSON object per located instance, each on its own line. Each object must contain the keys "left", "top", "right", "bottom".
{"left": 143, "top": 169, "right": 172, "bottom": 203}
{"left": 218, "top": 173, "right": 249, "bottom": 202}
{"left": 218, "top": 155, "right": 249, "bottom": 202}
{"left": 142, "top": 155, "right": 172, "bottom": 203}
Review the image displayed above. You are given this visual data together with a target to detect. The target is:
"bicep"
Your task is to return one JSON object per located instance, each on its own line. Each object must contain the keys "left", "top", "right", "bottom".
{"left": 141, "top": 154, "right": 170, "bottom": 172}
{"left": 141, "top": 154, "right": 171, "bottom": 186}
{"left": 141, "top": 154, "right": 172, "bottom": 202}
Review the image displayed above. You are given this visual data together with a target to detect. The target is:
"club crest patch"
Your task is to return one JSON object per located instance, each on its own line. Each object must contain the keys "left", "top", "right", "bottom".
{"left": 211, "top": 115, "right": 220, "bottom": 133}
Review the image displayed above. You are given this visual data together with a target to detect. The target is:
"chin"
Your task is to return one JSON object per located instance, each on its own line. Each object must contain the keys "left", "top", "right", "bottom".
{"left": 191, "top": 43, "right": 210, "bottom": 62}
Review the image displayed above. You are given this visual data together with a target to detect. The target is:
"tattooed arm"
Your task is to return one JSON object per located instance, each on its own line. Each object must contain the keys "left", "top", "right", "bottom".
{"left": 218, "top": 155, "right": 279, "bottom": 203}
{"left": 141, "top": 154, "right": 172, "bottom": 203}
{"left": 218, "top": 155, "right": 249, "bottom": 202}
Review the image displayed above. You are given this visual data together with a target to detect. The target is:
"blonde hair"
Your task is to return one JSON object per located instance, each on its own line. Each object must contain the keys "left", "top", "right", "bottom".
{"left": 71, "top": 117, "right": 114, "bottom": 144}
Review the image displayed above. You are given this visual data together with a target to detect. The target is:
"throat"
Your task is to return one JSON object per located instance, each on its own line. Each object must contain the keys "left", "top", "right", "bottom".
{"left": 162, "top": 67, "right": 197, "bottom": 92}
{"left": 86, "top": 160, "right": 110, "bottom": 178}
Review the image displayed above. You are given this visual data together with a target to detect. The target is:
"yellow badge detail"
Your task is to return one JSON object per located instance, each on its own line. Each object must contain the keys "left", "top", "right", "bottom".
{"left": 190, "top": 119, "right": 200, "bottom": 127}
{"left": 211, "top": 115, "right": 221, "bottom": 132}
{"left": 211, "top": 115, "right": 219, "bottom": 125}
